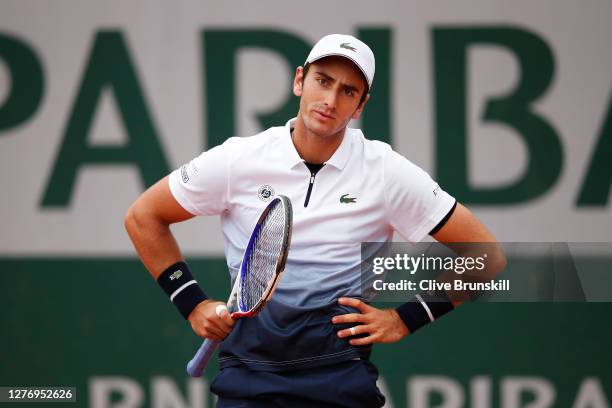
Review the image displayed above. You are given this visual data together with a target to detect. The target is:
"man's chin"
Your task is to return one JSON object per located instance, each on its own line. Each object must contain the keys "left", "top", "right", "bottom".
{"left": 304, "top": 119, "right": 340, "bottom": 138}
{"left": 310, "top": 127, "right": 338, "bottom": 139}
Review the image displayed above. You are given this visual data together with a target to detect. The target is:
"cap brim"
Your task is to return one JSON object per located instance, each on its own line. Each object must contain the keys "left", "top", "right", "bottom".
{"left": 307, "top": 53, "right": 372, "bottom": 90}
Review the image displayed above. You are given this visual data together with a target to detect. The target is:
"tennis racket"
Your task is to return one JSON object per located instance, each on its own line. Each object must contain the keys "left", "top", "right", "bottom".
{"left": 186, "top": 195, "right": 293, "bottom": 377}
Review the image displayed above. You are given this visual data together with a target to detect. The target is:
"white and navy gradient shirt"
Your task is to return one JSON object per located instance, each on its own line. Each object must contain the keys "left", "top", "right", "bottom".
{"left": 170, "top": 118, "right": 456, "bottom": 370}
{"left": 169, "top": 118, "right": 456, "bottom": 308}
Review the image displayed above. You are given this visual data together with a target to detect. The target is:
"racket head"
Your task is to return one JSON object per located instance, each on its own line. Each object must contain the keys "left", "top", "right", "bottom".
{"left": 231, "top": 195, "right": 292, "bottom": 319}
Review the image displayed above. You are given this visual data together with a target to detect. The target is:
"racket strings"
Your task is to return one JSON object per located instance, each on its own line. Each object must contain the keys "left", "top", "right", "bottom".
{"left": 239, "top": 204, "right": 287, "bottom": 311}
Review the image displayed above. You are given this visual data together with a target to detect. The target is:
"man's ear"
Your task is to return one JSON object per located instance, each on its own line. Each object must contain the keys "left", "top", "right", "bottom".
{"left": 351, "top": 94, "right": 370, "bottom": 120}
{"left": 293, "top": 66, "right": 304, "bottom": 97}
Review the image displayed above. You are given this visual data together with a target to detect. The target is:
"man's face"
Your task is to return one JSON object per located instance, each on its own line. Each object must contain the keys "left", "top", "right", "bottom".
{"left": 293, "top": 56, "right": 369, "bottom": 139}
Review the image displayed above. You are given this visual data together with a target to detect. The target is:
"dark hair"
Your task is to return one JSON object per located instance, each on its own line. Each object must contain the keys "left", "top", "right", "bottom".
{"left": 302, "top": 62, "right": 369, "bottom": 107}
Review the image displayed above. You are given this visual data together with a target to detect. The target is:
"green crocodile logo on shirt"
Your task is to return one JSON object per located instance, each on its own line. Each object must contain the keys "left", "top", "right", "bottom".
{"left": 340, "top": 194, "right": 357, "bottom": 204}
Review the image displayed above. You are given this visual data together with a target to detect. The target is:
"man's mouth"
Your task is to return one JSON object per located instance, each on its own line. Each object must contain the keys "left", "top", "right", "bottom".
{"left": 313, "top": 110, "right": 334, "bottom": 120}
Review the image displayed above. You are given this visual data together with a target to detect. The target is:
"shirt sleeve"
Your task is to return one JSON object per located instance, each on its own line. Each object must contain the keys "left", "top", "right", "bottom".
{"left": 384, "top": 149, "right": 456, "bottom": 242}
{"left": 168, "top": 142, "right": 231, "bottom": 216}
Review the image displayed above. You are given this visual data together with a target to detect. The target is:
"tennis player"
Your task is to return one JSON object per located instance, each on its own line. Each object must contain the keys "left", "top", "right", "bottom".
{"left": 125, "top": 34, "right": 505, "bottom": 407}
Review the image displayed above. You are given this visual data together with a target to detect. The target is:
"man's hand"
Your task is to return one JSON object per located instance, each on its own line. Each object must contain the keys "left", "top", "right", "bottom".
{"left": 332, "top": 297, "right": 409, "bottom": 346}
{"left": 187, "top": 299, "right": 235, "bottom": 342}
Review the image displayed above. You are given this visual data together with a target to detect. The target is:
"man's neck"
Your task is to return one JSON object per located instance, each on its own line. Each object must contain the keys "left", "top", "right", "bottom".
{"left": 291, "top": 116, "right": 345, "bottom": 164}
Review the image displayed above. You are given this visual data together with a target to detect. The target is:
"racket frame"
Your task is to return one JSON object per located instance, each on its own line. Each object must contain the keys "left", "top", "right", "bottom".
{"left": 230, "top": 195, "right": 292, "bottom": 318}
{"left": 186, "top": 195, "right": 292, "bottom": 377}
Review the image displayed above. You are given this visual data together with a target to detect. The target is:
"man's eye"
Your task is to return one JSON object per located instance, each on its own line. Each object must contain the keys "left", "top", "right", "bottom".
{"left": 345, "top": 88, "right": 354, "bottom": 96}
{"left": 317, "top": 78, "right": 328, "bottom": 86}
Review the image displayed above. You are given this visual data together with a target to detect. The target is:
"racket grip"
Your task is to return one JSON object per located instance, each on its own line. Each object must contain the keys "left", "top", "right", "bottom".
{"left": 186, "top": 338, "right": 220, "bottom": 377}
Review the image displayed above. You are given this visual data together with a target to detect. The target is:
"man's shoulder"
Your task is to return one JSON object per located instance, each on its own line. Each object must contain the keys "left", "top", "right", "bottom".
{"left": 348, "top": 128, "right": 425, "bottom": 174}
{"left": 347, "top": 127, "right": 393, "bottom": 158}
{"left": 216, "top": 126, "right": 285, "bottom": 151}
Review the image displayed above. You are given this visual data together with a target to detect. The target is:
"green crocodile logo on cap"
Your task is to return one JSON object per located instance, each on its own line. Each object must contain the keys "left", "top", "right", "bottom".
{"left": 340, "top": 42, "right": 357, "bottom": 52}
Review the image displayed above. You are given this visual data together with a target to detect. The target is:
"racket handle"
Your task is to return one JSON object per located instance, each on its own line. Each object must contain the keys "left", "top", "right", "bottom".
{"left": 186, "top": 339, "right": 220, "bottom": 377}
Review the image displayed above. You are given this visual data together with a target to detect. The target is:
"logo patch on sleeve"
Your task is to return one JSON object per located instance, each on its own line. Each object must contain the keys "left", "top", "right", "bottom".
{"left": 180, "top": 160, "right": 199, "bottom": 183}
{"left": 181, "top": 165, "right": 189, "bottom": 183}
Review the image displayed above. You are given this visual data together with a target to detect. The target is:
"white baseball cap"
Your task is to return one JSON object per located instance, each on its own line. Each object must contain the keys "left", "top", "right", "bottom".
{"left": 305, "top": 34, "right": 375, "bottom": 91}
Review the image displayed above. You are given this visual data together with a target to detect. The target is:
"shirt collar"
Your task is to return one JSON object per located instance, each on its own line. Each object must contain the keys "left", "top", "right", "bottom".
{"left": 283, "top": 117, "right": 353, "bottom": 171}
{"left": 279, "top": 118, "right": 305, "bottom": 169}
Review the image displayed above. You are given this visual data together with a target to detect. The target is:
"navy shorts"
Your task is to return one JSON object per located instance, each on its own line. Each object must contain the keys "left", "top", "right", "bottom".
{"left": 211, "top": 359, "right": 386, "bottom": 408}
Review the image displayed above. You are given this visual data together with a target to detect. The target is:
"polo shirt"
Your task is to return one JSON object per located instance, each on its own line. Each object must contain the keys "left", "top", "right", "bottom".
{"left": 169, "top": 118, "right": 456, "bottom": 308}
{"left": 169, "top": 118, "right": 456, "bottom": 371}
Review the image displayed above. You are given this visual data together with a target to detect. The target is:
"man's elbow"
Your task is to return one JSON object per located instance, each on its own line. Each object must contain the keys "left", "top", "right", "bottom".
{"left": 124, "top": 201, "right": 148, "bottom": 238}
{"left": 499, "top": 252, "right": 508, "bottom": 271}
{"left": 489, "top": 245, "right": 507, "bottom": 276}
{"left": 124, "top": 203, "right": 137, "bottom": 236}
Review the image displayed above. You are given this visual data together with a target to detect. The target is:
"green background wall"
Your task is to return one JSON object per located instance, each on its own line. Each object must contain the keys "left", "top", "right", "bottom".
{"left": 2, "top": 259, "right": 610, "bottom": 407}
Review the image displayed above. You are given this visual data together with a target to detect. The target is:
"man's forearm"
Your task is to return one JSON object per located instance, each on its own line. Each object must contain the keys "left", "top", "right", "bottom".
{"left": 124, "top": 205, "right": 184, "bottom": 278}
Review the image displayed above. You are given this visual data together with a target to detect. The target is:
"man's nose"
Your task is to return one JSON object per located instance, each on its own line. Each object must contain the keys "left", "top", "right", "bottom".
{"left": 323, "top": 89, "right": 338, "bottom": 109}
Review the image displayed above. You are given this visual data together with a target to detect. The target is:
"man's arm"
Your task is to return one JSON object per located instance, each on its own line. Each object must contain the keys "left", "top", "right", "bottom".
{"left": 124, "top": 176, "right": 194, "bottom": 277}
{"left": 431, "top": 202, "right": 507, "bottom": 306}
{"left": 432, "top": 202, "right": 499, "bottom": 244}
{"left": 124, "top": 176, "right": 234, "bottom": 341}
{"left": 334, "top": 202, "right": 507, "bottom": 345}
